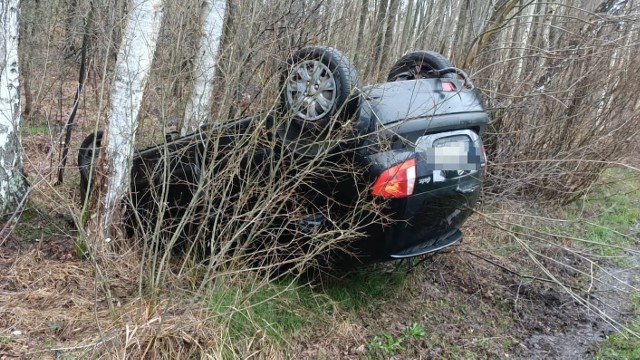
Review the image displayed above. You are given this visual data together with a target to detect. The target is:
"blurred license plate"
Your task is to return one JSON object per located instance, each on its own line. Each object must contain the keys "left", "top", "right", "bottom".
{"left": 417, "top": 134, "right": 481, "bottom": 171}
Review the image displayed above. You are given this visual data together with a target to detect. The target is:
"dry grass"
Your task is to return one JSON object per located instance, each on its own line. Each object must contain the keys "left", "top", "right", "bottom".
{"left": 0, "top": 240, "right": 290, "bottom": 359}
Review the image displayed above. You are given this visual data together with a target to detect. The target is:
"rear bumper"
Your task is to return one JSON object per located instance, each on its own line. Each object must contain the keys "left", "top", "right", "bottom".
{"left": 349, "top": 177, "right": 481, "bottom": 262}
{"left": 354, "top": 127, "right": 485, "bottom": 261}
{"left": 385, "top": 180, "right": 480, "bottom": 257}
{"left": 390, "top": 229, "right": 462, "bottom": 258}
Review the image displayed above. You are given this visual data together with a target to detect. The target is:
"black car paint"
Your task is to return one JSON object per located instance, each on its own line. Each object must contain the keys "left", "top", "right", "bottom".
{"left": 79, "top": 77, "right": 487, "bottom": 264}
{"left": 345, "top": 78, "right": 486, "bottom": 260}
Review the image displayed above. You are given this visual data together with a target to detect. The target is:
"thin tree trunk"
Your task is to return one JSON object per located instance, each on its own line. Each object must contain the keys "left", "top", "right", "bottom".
{"left": 513, "top": 0, "right": 535, "bottom": 82}
{"left": 20, "top": 50, "right": 31, "bottom": 117}
{"left": 453, "top": 0, "right": 471, "bottom": 62}
{"left": 379, "top": 0, "right": 399, "bottom": 73}
{"left": 408, "top": 0, "right": 423, "bottom": 49}
{"left": 539, "top": 0, "right": 557, "bottom": 69}
{"left": 554, "top": 0, "right": 630, "bottom": 151}
{"left": 0, "top": 0, "right": 28, "bottom": 217}
{"left": 463, "top": 0, "right": 519, "bottom": 70}
{"left": 18, "top": 0, "right": 38, "bottom": 118}
{"left": 182, "top": 0, "right": 226, "bottom": 135}
{"left": 442, "top": 0, "right": 458, "bottom": 59}
{"left": 56, "top": 1, "right": 93, "bottom": 185}
{"left": 418, "top": 1, "right": 433, "bottom": 47}
{"left": 63, "top": 0, "right": 80, "bottom": 58}
{"left": 533, "top": 0, "right": 629, "bottom": 89}
{"left": 101, "top": 0, "right": 164, "bottom": 236}
{"left": 355, "top": 0, "right": 368, "bottom": 63}
{"left": 398, "top": 0, "right": 414, "bottom": 53}
{"left": 368, "top": 0, "right": 388, "bottom": 77}
{"left": 430, "top": 1, "right": 448, "bottom": 52}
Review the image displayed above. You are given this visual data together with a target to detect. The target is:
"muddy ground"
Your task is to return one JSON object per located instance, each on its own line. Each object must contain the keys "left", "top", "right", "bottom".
{"left": 299, "top": 257, "right": 638, "bottom": 359}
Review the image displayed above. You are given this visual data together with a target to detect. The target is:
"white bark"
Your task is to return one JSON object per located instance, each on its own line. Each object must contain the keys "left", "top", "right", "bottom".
{"left": 182, "top": 0, "right": 226, "bottom": 135}
{"left": 444, "top": 0, "right": 463, "bottom": 60}
{"left": 540, "top": 0, "right": 558, "bottom": 69}
{"left": 0, "top": 0, "right": 27, "bottom": 216}
{"left": 102, "top": 0, "right": 164, "bottom": 232}
{"left": 514, "top": 1, "right": 535, "bottom": 82}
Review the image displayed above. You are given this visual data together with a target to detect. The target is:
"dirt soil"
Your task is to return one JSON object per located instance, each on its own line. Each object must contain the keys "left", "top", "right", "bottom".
{"left": 294, "top": 218, "right": 640, "bottom": 359}
{"left": 520, "top": 256, "right": 639, "bottom": 359}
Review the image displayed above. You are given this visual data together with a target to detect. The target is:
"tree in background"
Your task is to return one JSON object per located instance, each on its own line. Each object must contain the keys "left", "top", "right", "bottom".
{"left": 0, "top": 0, "right": 27, "bottom": 217}
{"left": 182, "top": 0, "right": 226, "bottom": 135}
{"left": 99, "top": 0, "right": 164, "bottom": 238}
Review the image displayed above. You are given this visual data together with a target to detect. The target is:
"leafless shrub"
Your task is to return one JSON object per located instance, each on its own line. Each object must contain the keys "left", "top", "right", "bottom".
{"left": 470, "top": 1, "right": 639, "bottom": 203}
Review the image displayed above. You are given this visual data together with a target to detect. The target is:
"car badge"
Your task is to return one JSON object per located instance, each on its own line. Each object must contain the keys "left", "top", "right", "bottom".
{"left": 419, "top": 177, "right": 432, "bottom": 185}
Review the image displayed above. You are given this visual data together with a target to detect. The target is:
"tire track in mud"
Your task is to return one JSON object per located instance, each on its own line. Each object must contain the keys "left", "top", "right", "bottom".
{"left": 523, "top": 230, "right": 640, "bottom": 359}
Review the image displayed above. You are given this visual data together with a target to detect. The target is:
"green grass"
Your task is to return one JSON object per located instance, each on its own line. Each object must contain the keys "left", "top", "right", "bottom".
{"left": 538, "top": 168, "right": 640, "bottom": 259}
{"left": 484, "top": 167, "right": 640, "bottom": 357}
{"left": 596, "top": 336, "right": 640, "bottom": 360}
{"left": 368, "top": 332, "right": 405, "bottom": 357}
{"left": 596, "top": 294, "right": 640, "bottom": 359}
{"left": 0, "top": 335, "right": 14, "bottom": 346}
{"left": 575, "top": 169, "right": 638, "bottom": 232}
{"left": 322, "top": 265, "right": 409, "bottom": 311}
{"left": 596, "top": 317, "right": 640, "bottom": 360}
{"left": 209, "top": 277, "right": 333, "bottom": 343}
{"left": 21, "top": 124, "right": 62, "bottom": 135}
{"left": 366, "top": 323, "right": 426, "bottom": 358}
{"left": 14, "top": 207, "right": 73, "bottom": 242}
{"left": 22, "top": 125, "right": 50, "bottom": 135}
{"left": 583, "top": 169, "right": 640, "bottom": 358}
{"left": 207, "top": 264, "right": 410, "bottom": 355}
{"left": 200, "top": 168, "right": 640, "bottom": 357}
{"left": 536, "top": 168, "right": 640, "bottom": 358}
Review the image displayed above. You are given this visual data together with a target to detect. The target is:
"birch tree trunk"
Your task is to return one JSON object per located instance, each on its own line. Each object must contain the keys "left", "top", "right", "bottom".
{"left": 0, "top": 0, "right": 27, "bottom": 217}
{"left": 182, "top": 0, "right": 226, "bottom": 135}
{"left": 101, "top": 0, "right": 163, "bottom": 236}
{"left": 539, "top": 0, "right": 558, "bottom": 69}
{"left": 398, "top": 0, "right": 415, "bottom": 53}
{"left": 444, "top": 0, "right": 463, "bottom": 60}
{"left": 513, "top": 0, "right": 535, "bottom": 82}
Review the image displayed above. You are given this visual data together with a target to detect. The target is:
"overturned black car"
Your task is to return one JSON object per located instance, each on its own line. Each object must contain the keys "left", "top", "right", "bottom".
{"left": 79, "top": 46, "right": 487, "bottom": 266}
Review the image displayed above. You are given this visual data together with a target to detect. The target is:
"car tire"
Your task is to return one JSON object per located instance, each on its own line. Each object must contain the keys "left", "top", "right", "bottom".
{"left": 278, "top": 46, "right": 362, "bottom": 156}
{"left": 282, "top": 46, "right": 358, "bottom": 126}
{"left": 78, "top": 130, "right": 103, "bottom": 204}
{"left": 387, "top": 51, "right": 456, "bottom": 81}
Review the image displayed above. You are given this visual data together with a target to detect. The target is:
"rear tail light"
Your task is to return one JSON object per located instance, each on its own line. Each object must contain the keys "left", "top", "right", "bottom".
{"left": 441, "top": 80, "right": 457, "bottom": 92}
{"left": 372, "top": 158, "right": 416, "bottom": 198}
